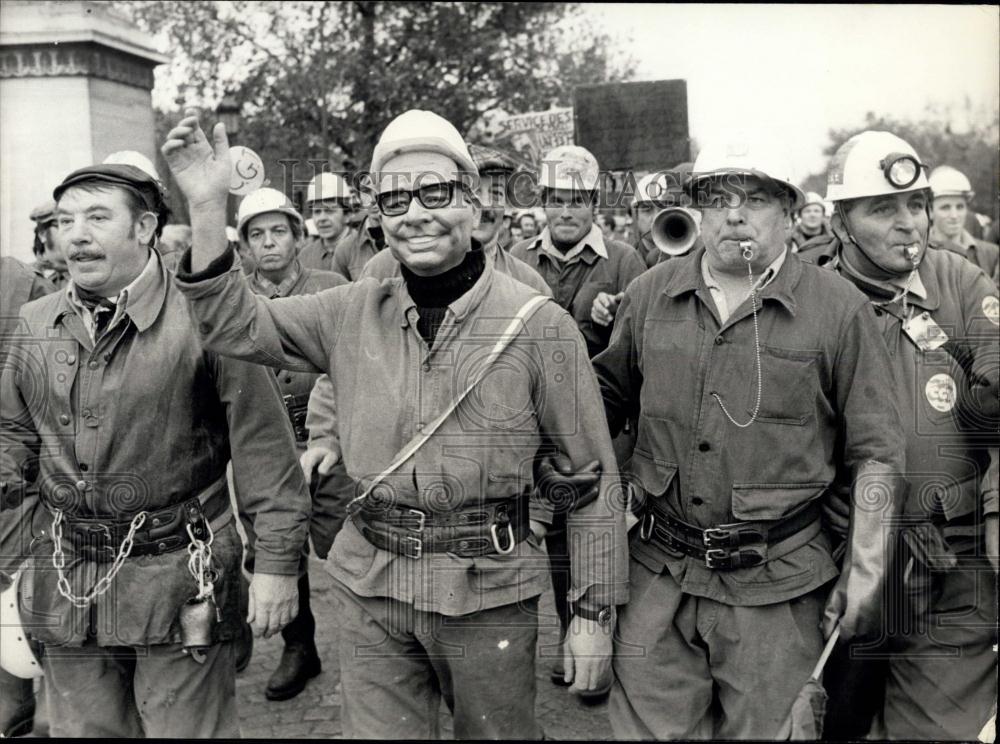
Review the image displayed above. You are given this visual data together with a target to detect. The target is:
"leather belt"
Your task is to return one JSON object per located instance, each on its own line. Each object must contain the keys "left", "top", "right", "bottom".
{"left": 356, "top": 490, "right": 530, "bottom": 559}
{"left": 58, "top": 475, "right": 232, "bottom": 563}
{"left": 639, "top": 499, "right": 822, "bottom": 570}
{"left": 283, "top": 393, "right": 311, "bottom": 444}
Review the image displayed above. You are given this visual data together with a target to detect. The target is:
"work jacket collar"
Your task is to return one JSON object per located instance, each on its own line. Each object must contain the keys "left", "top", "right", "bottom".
{"left": 663, "top": 245, "right": 800, "bottom": 316}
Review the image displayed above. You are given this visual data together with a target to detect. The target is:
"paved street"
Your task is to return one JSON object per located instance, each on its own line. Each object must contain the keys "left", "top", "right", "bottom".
{"left": 236, "top": 556, "right": 613, "bottom": 739}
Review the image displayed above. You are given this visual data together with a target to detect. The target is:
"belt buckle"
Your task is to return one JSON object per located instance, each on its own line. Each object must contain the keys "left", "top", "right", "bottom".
{"left": 490, "top": 522, "right": 516, "bottom": 555}
{"left": 403, "top": 535, "right": 423, "bottom": 559}
{"left": 703, "top": 527, "right": 731, "bottom": 548}
{"left": 704, "top": 548, "right": 731, "bottom": 569}
{"left": 406, "top": 508, "right": 426, "bottom": 533}
{"left": 639, "top": 512, "right": 656, "bottom": 541}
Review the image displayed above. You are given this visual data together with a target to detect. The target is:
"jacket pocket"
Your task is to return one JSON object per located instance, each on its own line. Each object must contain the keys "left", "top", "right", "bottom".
{"left": 731, "top": 482, "right": 827, "bottom": 521}
{"left": 626, "top": 448, "right": 678, "bottom": 500}
{"left": 747, "top": 345, "right": 821, "bottom": 425}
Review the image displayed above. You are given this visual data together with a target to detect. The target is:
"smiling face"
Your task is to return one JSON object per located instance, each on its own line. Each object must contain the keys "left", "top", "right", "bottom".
{"left": 839, "top": 190, "right": 930, "bottom": 274}
{"left": 309, "top": 200, "right": 348, "bottom": 240}
{"left": 542, "top": 188, "right": 595, "bottom": 249}
{"left": 931, "top": 195, "right": 967, "bottom": 241}
{"left": 55, "top": 184, "right": 156, "bottom": 296}
{"left": 377, "top": 152, "right": 480, "bottom": 277}
{"left": 247, "top": 212, "right": 299, "bottom": 278}
{"left": 698, "top": 175, "right": 791, "bottom": 275}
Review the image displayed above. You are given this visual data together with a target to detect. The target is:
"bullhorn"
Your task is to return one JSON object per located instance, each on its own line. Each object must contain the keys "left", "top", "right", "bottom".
{"left": 651, "top": 207, "right": 699, "bottom": 256}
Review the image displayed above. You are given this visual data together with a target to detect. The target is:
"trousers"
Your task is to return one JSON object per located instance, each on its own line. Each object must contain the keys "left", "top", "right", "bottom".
{"left": 42, "top": 640, "right": 238, "bottom": 737}
{"left": 331, "top": 580, "right": 542, "bottom": 739}
{"left": 610, "top": 558, "right": 826, "bottom": 739}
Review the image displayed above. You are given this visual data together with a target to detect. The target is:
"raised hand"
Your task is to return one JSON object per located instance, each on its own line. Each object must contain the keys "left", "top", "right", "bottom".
{"left": 162, "top": 108, "right": 232, "bottom": 212}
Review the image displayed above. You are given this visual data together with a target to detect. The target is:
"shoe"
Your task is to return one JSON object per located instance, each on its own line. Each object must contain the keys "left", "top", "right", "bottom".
{"left": 1, "top": 697, "right": 35, "bottom": 738}
{"left": 264, "top": 644, "right": 321, "bottom": 701}
{"left": 234, "top": 620, "right": 254, "bottom": 673}
{"left": 574, "top": 669, "right": 613, "bottom": 705}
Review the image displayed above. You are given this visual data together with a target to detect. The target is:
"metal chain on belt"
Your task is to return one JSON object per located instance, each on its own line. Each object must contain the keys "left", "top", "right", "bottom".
{"left": 712, "top": 242, "right": 763, "bottom": 429}
{"left": 186, "top": 520, "right": 217, "bottom": 600}
{"left": 51, "top": 509, "right": 148, "bottom": 608}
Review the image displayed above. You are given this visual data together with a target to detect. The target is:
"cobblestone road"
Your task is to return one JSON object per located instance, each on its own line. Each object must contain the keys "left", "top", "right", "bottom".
{"left": 236, "top": 556, "right": 613, "bottom": 739}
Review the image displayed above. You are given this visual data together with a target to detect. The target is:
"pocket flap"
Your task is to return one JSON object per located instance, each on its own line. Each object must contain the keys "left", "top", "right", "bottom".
{"left": 731, "top": 483, "right": 827, "bottom": 521}
{"left": 627, "top": 449, "right": 678, "bottom": 497}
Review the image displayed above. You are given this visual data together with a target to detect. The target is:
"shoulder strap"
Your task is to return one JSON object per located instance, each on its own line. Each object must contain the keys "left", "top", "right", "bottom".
{"left": 346, "top": 293, "right": 550, "bottom": 514}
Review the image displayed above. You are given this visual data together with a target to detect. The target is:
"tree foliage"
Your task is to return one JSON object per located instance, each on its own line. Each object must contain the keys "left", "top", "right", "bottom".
{"left": 800, "top": 108, "right": 1000, "bottom": 218}
{"left": 119, "top": 1, "right": 634, "bottom": 197}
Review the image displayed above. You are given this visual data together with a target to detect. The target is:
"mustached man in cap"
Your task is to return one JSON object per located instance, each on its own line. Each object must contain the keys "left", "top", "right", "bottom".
{"left": 0, "top": 162, "right": 311, "bottom": 737}
{"left": 164, "top": 107, "right": 627, "bottom": 739}
{"left": 592, "top": 138, "right": 906, "bottom": 738}
{"left": 799, "top": 131, "right": 999, "bottom": 740}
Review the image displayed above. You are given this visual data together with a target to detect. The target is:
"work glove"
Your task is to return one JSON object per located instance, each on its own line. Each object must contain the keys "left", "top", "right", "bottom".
{"left": 822, "top": 461, "right": 904, "bottom": 642}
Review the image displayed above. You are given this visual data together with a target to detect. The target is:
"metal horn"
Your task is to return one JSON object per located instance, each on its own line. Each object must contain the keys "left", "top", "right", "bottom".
{"left": 651, "top": 207, "right": 699, "bottom": 256}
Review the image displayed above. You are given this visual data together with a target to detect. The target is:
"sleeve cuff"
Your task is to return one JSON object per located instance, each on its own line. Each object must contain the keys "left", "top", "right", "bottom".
{"left": 175, "top": 244, "right": 236, "bottom": 282}
{"left": 568, "top": 581, "right": 628, "bottom": 610}
{"left": 249, "top": 553, "right": 302, "bottom": 577}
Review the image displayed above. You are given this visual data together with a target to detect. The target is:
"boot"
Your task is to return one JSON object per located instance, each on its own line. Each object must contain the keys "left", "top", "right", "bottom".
{"left": 265, "top": 643, "right": 322, "bottom": 701}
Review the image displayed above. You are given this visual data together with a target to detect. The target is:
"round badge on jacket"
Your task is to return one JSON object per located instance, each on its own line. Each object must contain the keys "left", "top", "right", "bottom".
{"left": 982, "top": 295, "right": 999, "bottom": 326}
{"left": 925, "top": 373, "right": 957, "bottom": 413}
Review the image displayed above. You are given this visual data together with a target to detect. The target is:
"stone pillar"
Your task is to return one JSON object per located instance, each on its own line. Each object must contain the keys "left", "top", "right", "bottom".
{"left": 0, "top": 0, "right": 168, "bottom": 261}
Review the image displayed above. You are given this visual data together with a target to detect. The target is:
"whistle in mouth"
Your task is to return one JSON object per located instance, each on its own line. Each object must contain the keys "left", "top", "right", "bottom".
{"left": 739, "top": 240, "right": 754, "bottom": 260}
{"left": 903, "top": 244, "right": 920, "bottom": 263}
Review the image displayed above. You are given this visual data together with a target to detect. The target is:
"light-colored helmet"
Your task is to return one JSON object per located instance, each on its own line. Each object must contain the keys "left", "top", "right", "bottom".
{"left": 798, "top": 191, "right": 825, "bottom": 214}
{"left": 370, "top": 110, "right": 478, "bottom": 187}
{"left": 633, "top": 173, "right": 670, "bottom": 206}
{"left": 305, "top": 172, "right": 353, "bottom": 204}
{"left": 690, "top": 140, "right": 804, "bottom": 210}
{"left": 103, "top": 150, "right": 161, "bottom": 183}
{"left": 928, "top": 165, "right": 974, "bottom": 201}
{"left": 825, "top": 131, "right": 930, "bottom": 203}
{"left": 0, "top": 571, "right": 43, "bottom": 679}
{"left": 236, "top": 187, "right": 303, "bottom": 240}
{"left": 538, "top": 145, "right": 600, "bottom": 191}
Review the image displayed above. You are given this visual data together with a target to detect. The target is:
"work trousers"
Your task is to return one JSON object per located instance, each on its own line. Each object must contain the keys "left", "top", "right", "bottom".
{"left": 875, "top": 563, "right": 998, "bottom": 740}
{"left": 42, "top": 640, "right": 238, "bottom": 737}
{"left": 331, "top": 580, "right": 542, "bottom": 740}
{"left": 610, "top": 558, "right": 825, "bottom": 739}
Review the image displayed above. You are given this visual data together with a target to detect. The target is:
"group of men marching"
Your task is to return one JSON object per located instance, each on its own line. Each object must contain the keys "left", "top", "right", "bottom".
{"left": 1, "top": 101, "right": 997, "bottom": 741}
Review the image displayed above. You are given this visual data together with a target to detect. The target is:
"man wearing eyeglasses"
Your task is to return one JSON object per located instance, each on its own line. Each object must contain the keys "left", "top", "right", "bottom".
{"left": 164, "top": 108, "right": 627, "bottom": 740}
{"left": 799, "top": 131, "right": 999, "bottom": 741}
{"left": 592, "top": 139, "right": 905, "bottom": 739}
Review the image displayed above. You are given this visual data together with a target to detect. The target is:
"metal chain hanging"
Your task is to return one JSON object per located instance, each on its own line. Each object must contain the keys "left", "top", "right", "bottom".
{"left": 51, "top": 510, "right": 148, "bottom": 608}
{"left": 712, "top": 242, "right": 763, "bottom": 429}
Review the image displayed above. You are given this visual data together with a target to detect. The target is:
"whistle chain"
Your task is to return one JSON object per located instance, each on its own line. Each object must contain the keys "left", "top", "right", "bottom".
{"left": 51, "top": 510, "right": 148, "bottom": 608}
{"left": 712, "top": 244, "right": 762, "bottom": 428}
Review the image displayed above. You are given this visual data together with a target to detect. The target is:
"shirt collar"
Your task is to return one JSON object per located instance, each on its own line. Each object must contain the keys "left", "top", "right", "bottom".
{"left": 664, "top": 246, "right": 799, "bottom": 316}
{"left": 250, "top": 259, "right": 303, "bottom": 298}
{"left": 63, "top": 248, "right": 164, "bottom": 334}
{"left": 930, "top": 224, "right": 977, "bottom": 253}
{"left": 532, "top": 224, "right": 609, "bottom": 264}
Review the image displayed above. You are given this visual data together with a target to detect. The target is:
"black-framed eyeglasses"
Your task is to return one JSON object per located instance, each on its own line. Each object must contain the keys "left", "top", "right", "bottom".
{"left": 375, "top": 181, "right": 460, "bottom": 217}
{"left": 879, "top": 153, "right": 929, "bottom": 190}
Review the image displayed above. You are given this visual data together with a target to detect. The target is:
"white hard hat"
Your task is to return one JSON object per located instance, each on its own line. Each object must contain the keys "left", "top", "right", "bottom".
{"left": 928, "top": 165, "right": 974, "bottom": 201}
{"left": 825, "top": 131, "right": 930, "bottom": 203}
{"left": 236, "top": 187, "right": 303, "bottom": 239}
{"left": 1, "top": 571, "right": 43, "bottom": 679}
{"left": 305, "top": 172, "right": 353, "bottom": 204}
{"left": 691, "top": 139, "right": 804, "bottom": 210}
{"left": 370, "top": 110, "right": 478, "bottom": 188}
{"left": 633, "top": 173, "right": 670, "bottom": 206}
{"left": 539, "top": 145, "right": 600, "bottom": 191}
{"left": 798, "top": 191, "right": 825, "bottom": 213}
{"left": 103, "top": 150, "right": 161, "bottom": 183}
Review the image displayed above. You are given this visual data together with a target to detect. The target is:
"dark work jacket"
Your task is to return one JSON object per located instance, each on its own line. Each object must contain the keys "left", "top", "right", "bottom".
{"left": 593, "top": 247, "right": 905, "bottom": 606}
